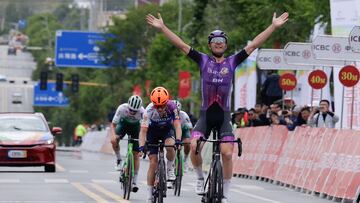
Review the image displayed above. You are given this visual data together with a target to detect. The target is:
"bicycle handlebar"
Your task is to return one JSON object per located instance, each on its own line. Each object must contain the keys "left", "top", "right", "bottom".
{"left": 195, "top": 137, "right": 242, "bottom": 157}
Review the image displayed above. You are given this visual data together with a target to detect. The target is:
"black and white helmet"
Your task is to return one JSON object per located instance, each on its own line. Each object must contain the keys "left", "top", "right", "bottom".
{"left": 128, "top": 95, "right": 142, "bottom": 111}
{"left": 174, "top": 100, "right": 181, "bottom": 111}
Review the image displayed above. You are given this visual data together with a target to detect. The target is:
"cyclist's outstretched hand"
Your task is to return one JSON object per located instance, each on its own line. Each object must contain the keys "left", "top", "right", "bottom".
{"left": 146, "top": 13, "right": 164, "bottom": 29}
{"left": 272, "top": 12, "right": 289, "bottom": 28}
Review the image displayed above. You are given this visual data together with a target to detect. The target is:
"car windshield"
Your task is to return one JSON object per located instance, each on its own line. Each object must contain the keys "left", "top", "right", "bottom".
{"left": 0, "top": 116, "right": 47, "bottom": 132}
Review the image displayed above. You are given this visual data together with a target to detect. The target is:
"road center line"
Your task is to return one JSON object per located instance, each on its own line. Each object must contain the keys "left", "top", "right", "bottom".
{"left": 71, "top": 182, "right": 108, "bottom": 203}
{"left": 230, "top": 189, "right": 283, "bottom": 203}
{"left": 89, "top": 183, "right": 130, "bottom": 203}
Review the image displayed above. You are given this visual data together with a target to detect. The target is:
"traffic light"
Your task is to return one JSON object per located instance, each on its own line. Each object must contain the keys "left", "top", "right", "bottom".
{"left": 40, "top": 71, "right": 47, "bottom": 90}
{"left": 71, "top": 74, "right": 79, "bottom": 93}
{"left": 55, "top": 73, "right": 63, "bottom": 91}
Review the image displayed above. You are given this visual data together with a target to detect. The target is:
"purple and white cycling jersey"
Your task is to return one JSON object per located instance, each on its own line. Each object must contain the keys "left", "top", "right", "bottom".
{"left": 141, "top": 101, "right": 180, "bottom": 130}
{"left": 187, "top": 48, "right": 248, "bottom": 111}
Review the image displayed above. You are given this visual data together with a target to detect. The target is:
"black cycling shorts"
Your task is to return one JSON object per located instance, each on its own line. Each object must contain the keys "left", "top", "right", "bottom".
{"left": 192, "top": 102, "right": 234, "bottom": 140}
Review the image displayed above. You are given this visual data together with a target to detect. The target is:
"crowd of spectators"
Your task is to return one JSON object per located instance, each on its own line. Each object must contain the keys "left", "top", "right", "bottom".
{"left": 232, "top": 99, "right": 339, "bottom": 131}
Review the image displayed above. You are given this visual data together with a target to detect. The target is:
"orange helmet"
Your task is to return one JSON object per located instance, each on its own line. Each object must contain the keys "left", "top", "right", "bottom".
{"left": 150, "top": 87, "right": 169, "bottom": 106}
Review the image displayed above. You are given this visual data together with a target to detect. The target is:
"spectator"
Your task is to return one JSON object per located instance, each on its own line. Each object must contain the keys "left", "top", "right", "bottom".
{"left": 258, "top": 104, "right": 271, "bottom": 125}
{"left": 281, "top": 109, "right": 297, "bottom": 130}
{"left": 270, "top": 103, "right": 282, "bottom": 116}
{"left": 247, "top": 108, "right": 263, "bottom": 127}
{"left": 232, "top": 108, "right": 248, "bottom": 129}
{"left": 308, "top": 99, "right": 339, "bottom": 128}
{"left": 261, "top": 70, "right": 283, "bottom": 106}
{"left": 270, "top": 112, "right": 286, "bottom": 126}
{"left": 295, "top": 107, "right": 311, "bottom": 127}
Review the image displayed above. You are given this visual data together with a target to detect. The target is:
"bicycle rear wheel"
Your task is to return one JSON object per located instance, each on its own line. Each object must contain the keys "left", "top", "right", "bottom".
{"left": 123, "top": 155, "right": 133, "bottom": 200}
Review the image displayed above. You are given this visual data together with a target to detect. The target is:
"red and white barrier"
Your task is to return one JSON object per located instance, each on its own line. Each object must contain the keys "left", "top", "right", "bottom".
{"left": 233, "top": 126, "right": 360, "bottom": 201}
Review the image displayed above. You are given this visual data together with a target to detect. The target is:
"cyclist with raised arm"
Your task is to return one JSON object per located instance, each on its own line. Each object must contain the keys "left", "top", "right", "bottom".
{"left": 147, "top": 12, "right": 289, "bottom": 203}
{"left": 110, "top": 95, "right": 144, "bottom": 192}
{"left": 138, "top": 87, "right": 182, "bottom": 203}
{"left": 173, "top": 100, "right": 193, "bottom": 171}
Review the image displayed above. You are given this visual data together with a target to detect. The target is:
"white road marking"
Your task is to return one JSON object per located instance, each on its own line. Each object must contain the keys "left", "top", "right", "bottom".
{"left": 230, "top": 189, "right": 283, "bottom": 203}
{"left": 234, "top": 185, "right": 265, "bottom": 190}
{"left": 69, "top": 170, "right": 89, "bottom": 173}
{"left": 91, "top": 179, "right": 117, "bottom": 184}
{"left": 44, "top": 179, "right": 69, "bottom": 183}
{"left": 0, "top": 179, "right": 20, "bottom": 183}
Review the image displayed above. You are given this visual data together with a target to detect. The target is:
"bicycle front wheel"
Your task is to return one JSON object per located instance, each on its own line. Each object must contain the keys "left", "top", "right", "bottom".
{"left": 209, "top": 161, "right": 223, "bottom": 203}
{"left": 174, "top": 152, "right": 183, "bottom": 196}
{"left": 124, "top": 155, "right": 133, "bottom": 200}
{"left": 158, "top": 160, "right": 166, "bottom": 203}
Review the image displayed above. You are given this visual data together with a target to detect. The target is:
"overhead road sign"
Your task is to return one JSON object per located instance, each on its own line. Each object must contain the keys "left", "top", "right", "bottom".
{"left": 55, "top": 30, "right": 138, "bottom": 69}
{"left": 312, "top": 35, "right": 360, "bottom": 61}
{"left": 349, "top": 26, "right": 360, "bottom": 53}
{"left": 256, "top": 49, "right": 312, "bottom": 70}
{"left": 55, "top": 30, "right": 107, "bottom": 68}
{"left": 33, "top": 82, "right": 69, "bottom": 107}
{"left": 283, "top": 42, "right": 344, "bottom": 66}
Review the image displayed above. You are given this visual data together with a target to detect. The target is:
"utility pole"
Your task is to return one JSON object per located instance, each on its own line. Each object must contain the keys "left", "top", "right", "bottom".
{"left": 178, "top": 0, "right": 182, "bottom": 34}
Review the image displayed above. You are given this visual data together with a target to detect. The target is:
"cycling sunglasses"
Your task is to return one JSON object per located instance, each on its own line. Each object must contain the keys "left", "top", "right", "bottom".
{"left": 129, "top": 109, "right": 137, "bottom": 113}
{"left": 210, "top": 37, "right": 226, "bottom": 44}
{"left": 154, "top": 104, "right": 166, "bottom": 110}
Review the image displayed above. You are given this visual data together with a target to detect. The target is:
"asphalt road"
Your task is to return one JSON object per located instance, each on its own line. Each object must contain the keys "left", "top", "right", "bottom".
{"left": 0, "top": 149, "right": 337, "bottom": 203}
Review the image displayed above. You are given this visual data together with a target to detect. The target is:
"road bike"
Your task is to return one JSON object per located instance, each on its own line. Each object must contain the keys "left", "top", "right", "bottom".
{"left": 195, "top": 129, "right": 242, "bottom": 203}
{"left": 120, "top": 138, "right": 138, "bottom": 200}
{"left": 145, "top": 140, "right": 177, "bottom": 203}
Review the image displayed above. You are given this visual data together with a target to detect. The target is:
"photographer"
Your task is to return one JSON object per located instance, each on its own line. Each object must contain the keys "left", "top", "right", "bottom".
{"left": 281, "top": 109, "right": 297, "bottom": 131}
{"left": 308, "top": 100, "right": 339, "bottom": 128}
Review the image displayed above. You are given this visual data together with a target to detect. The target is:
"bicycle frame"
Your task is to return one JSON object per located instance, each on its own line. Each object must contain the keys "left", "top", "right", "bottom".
{"left": 195, "top": 129, "right": 242, "bottom": 203}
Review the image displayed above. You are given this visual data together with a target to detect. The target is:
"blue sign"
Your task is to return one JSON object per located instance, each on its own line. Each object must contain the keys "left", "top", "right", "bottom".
{"left": 33, "top": 82, "right": 69, "bottom": 107}
{"left": 55, "top": 30, "right": 138, "bottom": 69}
{"left": 55, "top": 30, "right": 107, "bottom": 68}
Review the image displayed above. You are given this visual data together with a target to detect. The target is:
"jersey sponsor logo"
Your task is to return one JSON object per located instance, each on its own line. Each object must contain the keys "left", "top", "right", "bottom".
{"left": 220, "top": 67, "right": 229, "bottom": 76}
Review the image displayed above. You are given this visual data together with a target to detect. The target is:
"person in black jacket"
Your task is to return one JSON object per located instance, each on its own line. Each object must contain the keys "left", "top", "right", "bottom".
{"left": 261, "top": 71, "right": 283, "bottom": 106}
{"left": 247, "top": 108, "right": 264, "bottom": 127}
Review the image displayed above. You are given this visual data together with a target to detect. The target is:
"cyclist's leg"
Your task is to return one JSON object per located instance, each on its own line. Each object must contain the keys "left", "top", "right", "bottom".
{"left": 128, "top": 122, "right": 141, "bottom": 185}
{"left": 219, "top": 111, "right": 235, "bottom": 201}
{"left": 146, "top": 128, "right": 160, "bottom": 200}
{"left": 190, "top": 110, "right": 210, "bottom": 178}
{"left": 182, "top": 126, "right": 191, "bottom": 165}
{"left": 111, "top": 122, "right": 126, "bottom": 164}
{"left": 164, "top": 131, "right": 176, "bottom": 181}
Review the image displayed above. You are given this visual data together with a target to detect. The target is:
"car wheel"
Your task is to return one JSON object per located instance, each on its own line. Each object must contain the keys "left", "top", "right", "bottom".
{"left": 45, "top": 164, "right": 56, "bottom": 173}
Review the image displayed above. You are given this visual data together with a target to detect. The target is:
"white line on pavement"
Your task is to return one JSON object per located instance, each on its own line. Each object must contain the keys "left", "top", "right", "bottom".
{"left": 0, "top": 179, "right": 20, "bottom": 183}
{"left": 91, "top": 179, "right": 117, "bottom": 184}
{"left": 44, "top": 179, "right": 69, "bottom": 183}
{"left": 234, "top": 185, "right": 265, "bottom": 190}
{"left": 230, "top": 189, "right": 283, "bottom": 203}
{"left": 69, "top": 170, "right": 89, "bottom": 173}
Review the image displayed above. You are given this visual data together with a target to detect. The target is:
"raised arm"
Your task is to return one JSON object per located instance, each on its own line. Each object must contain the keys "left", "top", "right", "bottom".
{"left": 245, "top": 12, "right": 289, "bottom": 55}
{"left": 146, "top": 13, "right": 191, "bottom": 55}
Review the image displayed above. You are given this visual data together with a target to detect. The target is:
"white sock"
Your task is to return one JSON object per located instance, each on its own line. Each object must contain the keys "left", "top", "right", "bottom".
{"left": 147, "top": 186, "right": 153, "bottom": 199}
{"left": 184, "top": 154, "right": 189, "bottom": 163}
{"left": 115, "top": 150, "right": 121, "bottom": 160}
{"left": 167, "top": 159, "right": 174, "bottom": 170}
{"left": 223, "top": 179, "right": 231, "bottom": 199}
{"left": 194, "top": 166, "right": 204, "bottom": 179}
{"left": 133, "top": 172, "right": 138, "bottom": 184}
